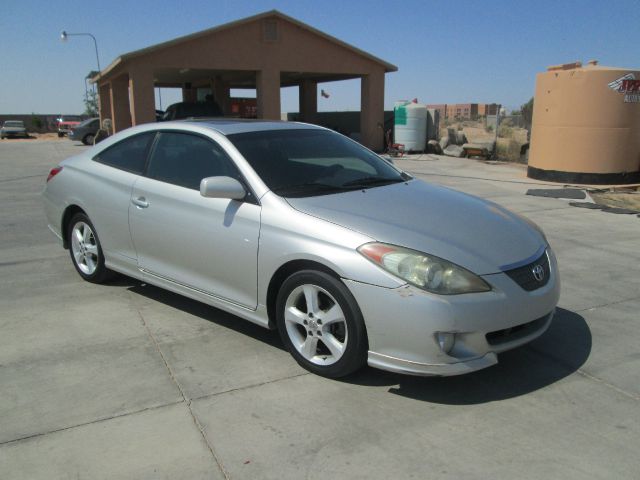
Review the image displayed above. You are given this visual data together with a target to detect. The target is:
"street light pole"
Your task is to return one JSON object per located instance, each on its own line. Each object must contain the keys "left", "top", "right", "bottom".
{"left": 61, "top": 31, "right": 102, "bottom": 119}
{"left": 60, "top": 31, "right": 102, "bottom": 75}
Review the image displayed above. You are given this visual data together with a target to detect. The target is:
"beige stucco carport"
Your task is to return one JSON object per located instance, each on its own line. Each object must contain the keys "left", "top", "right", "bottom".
{"left": 93, "top": 10, "right": 397, "bottom": 151}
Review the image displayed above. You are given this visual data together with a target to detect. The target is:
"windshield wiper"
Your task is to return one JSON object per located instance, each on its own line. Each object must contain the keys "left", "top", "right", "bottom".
{"left": 272, "top": 182, "right": 350, "bottom": 195}
{"left": 340, "top": 177, "right": 405, "bottom": 188}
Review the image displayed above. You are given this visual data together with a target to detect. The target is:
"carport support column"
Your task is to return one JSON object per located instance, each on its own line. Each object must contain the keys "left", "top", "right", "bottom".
{"left": 360, "top": 70, "right": 385, "bottom": 152}
{"left": 129, "top": 69, "right": 156, "bottom": 126}
{"left": 182, "top": 86, "right": 197, "bottom": 103}
{"left": 299, "top": 80, "right": 317, "bottom": 124}
{"left": 213, "top": 77, "right": 230, "bottom": 115}
{"left": 109, "top": 76, "right": 132, "bottom": 133}
{"left": 257, "top": 68, "right": 281, "bottom": 120}
{"left": 98, "top": 83, "right": 111, "bottom": 129}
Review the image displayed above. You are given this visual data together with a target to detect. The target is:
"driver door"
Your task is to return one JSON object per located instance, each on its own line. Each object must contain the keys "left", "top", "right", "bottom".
{"left": 128, "top": 131, "right": 260, "bottom": 309}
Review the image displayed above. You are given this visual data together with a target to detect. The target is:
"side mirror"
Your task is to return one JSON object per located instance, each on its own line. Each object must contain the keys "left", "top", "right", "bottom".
{"left": 200, "top": 176, "right": 246, "bottom": 200}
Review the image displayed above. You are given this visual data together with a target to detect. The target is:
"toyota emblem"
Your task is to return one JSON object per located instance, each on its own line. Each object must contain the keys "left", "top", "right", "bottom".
{"left": 532, "top": 264, "right": 545, "bottom": 282}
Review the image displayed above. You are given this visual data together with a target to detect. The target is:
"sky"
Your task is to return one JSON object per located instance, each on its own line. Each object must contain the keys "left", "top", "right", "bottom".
{"left": 1, "top": 0, "right": 639, "bottom": 115}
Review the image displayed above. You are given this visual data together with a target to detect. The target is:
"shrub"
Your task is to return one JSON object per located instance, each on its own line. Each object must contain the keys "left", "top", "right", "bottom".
{"left": 496, "top": 139, "right": 521, "bottom": 162}
{"left": 31, "top": 114, "right": 43, "bottom": 130}
{"left": 501, "top": 117, "right": 514, "bottom": 127}
{"left": 498, "top": 124, "right": 513, "bottom": 138}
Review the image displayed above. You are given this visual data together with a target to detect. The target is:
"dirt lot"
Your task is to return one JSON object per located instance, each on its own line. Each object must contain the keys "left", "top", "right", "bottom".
{"left": 440, "top": 120, "right": 529, "bottom": 162}
{"left": 591, "top": 188, "right": 640, "bottom": 210}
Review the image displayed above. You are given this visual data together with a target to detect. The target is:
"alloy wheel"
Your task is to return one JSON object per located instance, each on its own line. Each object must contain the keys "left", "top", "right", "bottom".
{"left": 70, "top": 221, "right": 99, "bottom": 275}
{"left": 284, "top": 284, "right": 348, "bottom": 366}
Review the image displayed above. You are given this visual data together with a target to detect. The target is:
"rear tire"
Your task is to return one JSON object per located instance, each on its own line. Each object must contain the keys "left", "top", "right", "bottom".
{"left": 67, "top": 213, "right": 114, "bottom": 283}
{"left": 82, "top": 133, "right": 95, "bottom": 146}
{"left": 276, "top": 270, "right": 368, "bottom": 378}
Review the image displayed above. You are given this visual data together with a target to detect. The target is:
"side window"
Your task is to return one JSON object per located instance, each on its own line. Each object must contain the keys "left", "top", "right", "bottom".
{"left": 93, "top": 132, "right": 155, "bottom": 174}
{"left": 146, "top": 132, "right": 240, "bottom": 190}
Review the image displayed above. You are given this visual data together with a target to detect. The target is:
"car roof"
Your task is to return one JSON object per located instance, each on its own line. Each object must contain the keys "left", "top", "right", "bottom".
{"left": 180, "top": 118, "right": 322, "bottom": 135}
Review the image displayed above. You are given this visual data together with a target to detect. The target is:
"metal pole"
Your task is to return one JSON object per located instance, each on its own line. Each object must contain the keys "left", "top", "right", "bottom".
{"left": 61, "top": 32, "right": 101, "bottom": 78}
{"left": 493, "top": 105, "right": 500, "bottom": 159}
{"left": 61, "top": 32, "right": 102, "bottom": 117}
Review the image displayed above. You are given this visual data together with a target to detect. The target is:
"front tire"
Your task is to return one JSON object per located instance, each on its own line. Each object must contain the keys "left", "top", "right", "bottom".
{"left": 67, "top": 213, "right": 113, "bottom": 283}
{"left": 276, "top": 270, "right": 368, "bottom": 378}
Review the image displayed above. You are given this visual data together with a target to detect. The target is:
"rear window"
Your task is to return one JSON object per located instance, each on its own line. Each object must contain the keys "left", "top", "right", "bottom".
{"left": 60, "top": 116, "right": 82, "bottom": 122}
{"left": 79, "top": 118, "right": 98, "bottom": 128}
{"left": 93, "top": 132, "right": 156, "bottom": 174}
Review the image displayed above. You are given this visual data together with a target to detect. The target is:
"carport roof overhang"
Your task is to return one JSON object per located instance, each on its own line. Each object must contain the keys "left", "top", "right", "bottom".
{"left": 150, "top": 68, "right": 364, "bottom": 89}
{"left": 90, "top": 9, "right": 397, "bottom": 85}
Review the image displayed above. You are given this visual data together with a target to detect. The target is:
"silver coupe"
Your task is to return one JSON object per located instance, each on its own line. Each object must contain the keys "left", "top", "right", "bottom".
{"left": 43, "top": 120, "right": 560, "bottom": 378}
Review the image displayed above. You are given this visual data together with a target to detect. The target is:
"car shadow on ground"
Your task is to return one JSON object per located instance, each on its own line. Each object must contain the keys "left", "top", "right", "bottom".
{"left": 124, "top": 280, "right": 286, "bottom": 352}
{"left": 118, "top": 277, "right": 590, "bottom": 405}
{"left": 346, "top": 307, "right": 592, "bottom": 404}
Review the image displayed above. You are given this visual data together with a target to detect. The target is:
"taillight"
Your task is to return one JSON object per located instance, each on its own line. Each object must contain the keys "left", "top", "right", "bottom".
{"left": 47, "top": 166, "right": 63, "bottom": 182}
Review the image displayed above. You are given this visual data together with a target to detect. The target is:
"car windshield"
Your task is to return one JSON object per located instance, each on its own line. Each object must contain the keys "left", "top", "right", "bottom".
{"left": 4, "top": 121, "right": 24, "bottom": 127}
{"left": 227, "top": 129, "right": 410, "bottom": 197}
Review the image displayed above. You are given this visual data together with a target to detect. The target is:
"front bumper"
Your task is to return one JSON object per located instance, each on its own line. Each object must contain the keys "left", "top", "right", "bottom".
{"left": 344, "top": 249, "right": 560, "bottom": 376}
{"left": 2, "top": 130, "right": 27, "bottom": 137}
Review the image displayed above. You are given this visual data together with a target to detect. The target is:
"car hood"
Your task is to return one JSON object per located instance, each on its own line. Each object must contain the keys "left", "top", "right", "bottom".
{"left": 2, "top": 127, "right": 25, "bottom": 132}
{"left": 285, "top": 179, "right": 545, "bottom": 275}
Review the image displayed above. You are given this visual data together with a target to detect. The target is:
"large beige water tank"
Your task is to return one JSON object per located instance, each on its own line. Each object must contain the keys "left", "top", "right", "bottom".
{"left": 528, "top": 61, "right": 640, "bottom": 184}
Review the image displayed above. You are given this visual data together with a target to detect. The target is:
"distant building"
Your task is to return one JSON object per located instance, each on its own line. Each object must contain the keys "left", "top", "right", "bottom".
{"left": 479, "top": 103, "right": 500, "bottom": 116}
{"left": 427, "top": 103, "right": 501, "bottom": 120}
{"left": 447, "top": 103, "right": 477, "bottom": 120}
{"left": 426, "top": 104, "right": 447, "bottom": 120}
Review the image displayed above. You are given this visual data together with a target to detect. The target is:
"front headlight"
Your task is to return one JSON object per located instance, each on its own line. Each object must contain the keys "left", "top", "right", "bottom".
{"left": 358, "top": 242, "right": 491, "bottom": 295}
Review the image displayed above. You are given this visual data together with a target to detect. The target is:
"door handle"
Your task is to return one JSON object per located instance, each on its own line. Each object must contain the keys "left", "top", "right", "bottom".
{"left": 132, "top": 197, "right": 149, "bottom": 208}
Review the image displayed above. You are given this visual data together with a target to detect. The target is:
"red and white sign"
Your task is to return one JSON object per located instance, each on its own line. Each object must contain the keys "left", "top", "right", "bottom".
{"left": 608, "top": 73, "right": 640, "bottom": 103}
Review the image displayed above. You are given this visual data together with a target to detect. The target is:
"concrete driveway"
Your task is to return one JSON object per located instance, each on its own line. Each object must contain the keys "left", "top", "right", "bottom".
{"left": 1, "top": 141, "right": 638, "bottom": 479}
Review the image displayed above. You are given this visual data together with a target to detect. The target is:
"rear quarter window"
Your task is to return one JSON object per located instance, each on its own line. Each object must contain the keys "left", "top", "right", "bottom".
{"left": 93, "top": 132, "right": 156, "bottom": 174}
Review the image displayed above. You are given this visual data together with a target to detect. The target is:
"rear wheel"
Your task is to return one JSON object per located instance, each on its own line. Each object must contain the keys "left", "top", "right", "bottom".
{"left": 67, "top": 213, "right": 113, "bottom": 283}
{"left": 82, "top": 133, "right": 95, "bottom": 145}
{"left": 276, "top": 270, "right": 367, "bottom": 378}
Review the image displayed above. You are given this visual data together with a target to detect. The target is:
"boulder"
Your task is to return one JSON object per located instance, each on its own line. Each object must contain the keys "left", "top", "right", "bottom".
{"left": 443, "top": 145, "right": 465, "bottom": 157}
{"left": 455, "top": 131, "right": 468, "bottom": 145}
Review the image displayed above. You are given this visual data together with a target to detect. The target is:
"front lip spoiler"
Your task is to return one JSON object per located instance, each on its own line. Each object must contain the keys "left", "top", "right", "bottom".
{"left": 367, "top": 351, "right": 498, "bottom": 377}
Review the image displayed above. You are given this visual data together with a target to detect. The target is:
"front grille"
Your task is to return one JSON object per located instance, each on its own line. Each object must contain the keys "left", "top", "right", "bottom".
{"left": 504, "top": 251, "right": 550, "bottom": 291}
{"left": 486, "top": 314, "right": 549, "bottom": 346}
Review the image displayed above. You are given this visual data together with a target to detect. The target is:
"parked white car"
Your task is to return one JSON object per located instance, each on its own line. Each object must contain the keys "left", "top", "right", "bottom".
{"left": 1, "top": 120, "right": 28, "bottom": 139}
